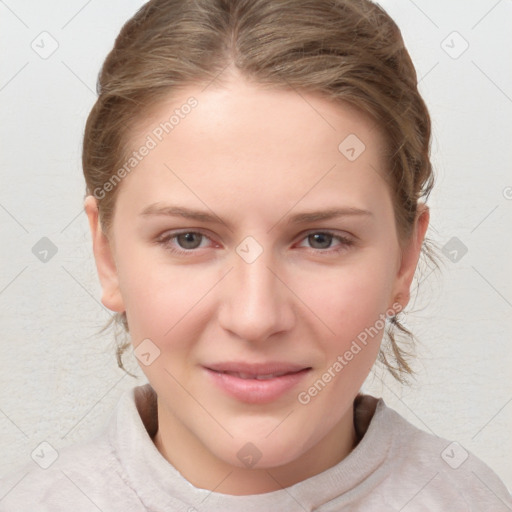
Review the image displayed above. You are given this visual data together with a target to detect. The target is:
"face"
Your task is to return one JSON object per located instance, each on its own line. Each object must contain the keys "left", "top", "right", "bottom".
{"left": 86, "top": 72, "right": 428, "bottom": 487}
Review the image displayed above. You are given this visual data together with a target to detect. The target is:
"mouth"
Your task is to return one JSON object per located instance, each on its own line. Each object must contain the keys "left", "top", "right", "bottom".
{"left": 203, "top": 362, "right": 312, "bottom": 404}
{"left": 219, "top": 370, "right": 301, "bottom": 380}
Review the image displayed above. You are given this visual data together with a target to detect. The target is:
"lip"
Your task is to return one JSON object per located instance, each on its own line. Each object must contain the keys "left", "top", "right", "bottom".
{"left": 203, "top": 362, "right": 312, "bottom": 404}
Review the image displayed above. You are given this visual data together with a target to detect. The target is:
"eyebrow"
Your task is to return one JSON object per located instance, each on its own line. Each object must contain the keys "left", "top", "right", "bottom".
{"left": 139, "top": 203, "right": 373, "bottom": 228}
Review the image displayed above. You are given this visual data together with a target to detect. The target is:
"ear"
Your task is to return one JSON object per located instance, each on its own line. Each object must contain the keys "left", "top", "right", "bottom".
{"left": 84, "top": 195, "right": 125, "bottom": 313}
{"left": 390, "top": 203, "right": 430, "bottom": 311}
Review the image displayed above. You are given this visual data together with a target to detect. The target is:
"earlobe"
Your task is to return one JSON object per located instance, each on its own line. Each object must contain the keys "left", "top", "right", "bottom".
{"left": 390, "top": 204, "right": 430, "bottom": 311}
{"left": 84, "top": 196, "right": 125, "bottom": 313}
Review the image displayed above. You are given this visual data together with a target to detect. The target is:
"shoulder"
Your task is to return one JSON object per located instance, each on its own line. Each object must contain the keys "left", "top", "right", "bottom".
{"left": 0, "top": 394, "right": 145, "bottom": 512}
{"left": 374, "top": 398, "right": 512, "bottom": 510}
{"left": 0, "top": 435, "right": 141, "bottom": 512}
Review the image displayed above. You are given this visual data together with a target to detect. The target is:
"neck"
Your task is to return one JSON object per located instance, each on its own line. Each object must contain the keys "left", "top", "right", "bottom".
{"left": 153, "top": 400, "right": 358, "bottom": 495}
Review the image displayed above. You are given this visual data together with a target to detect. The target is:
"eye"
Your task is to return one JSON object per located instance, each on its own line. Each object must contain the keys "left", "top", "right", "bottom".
{"left": 156, "top": 229, "right": 354, "bottom": 257}
{"left": 156, "top": 230, "right": 214, "bottom": 255}
{"left": 297, "top": 231, "right": 354, "bottom": 253}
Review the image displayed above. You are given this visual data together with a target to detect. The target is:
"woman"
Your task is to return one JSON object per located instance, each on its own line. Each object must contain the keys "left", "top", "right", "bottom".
{"left": 1, "top": 0, "right": 510, "bottom": 509}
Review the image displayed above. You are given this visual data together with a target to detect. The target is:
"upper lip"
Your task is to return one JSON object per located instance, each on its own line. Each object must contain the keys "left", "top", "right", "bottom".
{"left": 205, "top": 361, "right": 311, "bottom": 377}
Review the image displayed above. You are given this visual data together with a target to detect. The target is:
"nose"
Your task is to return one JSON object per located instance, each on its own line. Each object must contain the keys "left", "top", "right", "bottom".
{"left": 218, "top": 244, "right": 295, "bottom": 343}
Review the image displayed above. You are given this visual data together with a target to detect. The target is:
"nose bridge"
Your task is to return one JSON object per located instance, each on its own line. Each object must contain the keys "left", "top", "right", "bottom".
{"left": 237, "top": 252, "right": 277, "bottom": 303}
{"left": 218, "top": 236, "right": 293, "bottom": 340}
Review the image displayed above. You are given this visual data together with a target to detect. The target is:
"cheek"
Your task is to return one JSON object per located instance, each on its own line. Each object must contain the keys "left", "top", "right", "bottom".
{"left": 118, "top": 259, "right": 212, "bottom": 389}
{"left": 291, "top": 259, "right": 394, "bottom": 426}
{"left": 116, "top": 249, "right": 218, "bottom": 349}
{"left": 294, "top": 255, "right": 396, "bottom": 344}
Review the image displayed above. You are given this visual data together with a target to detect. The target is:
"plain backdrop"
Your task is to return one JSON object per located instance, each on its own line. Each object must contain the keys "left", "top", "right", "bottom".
{"left": 1, "top": 0, "right": 511, "bottom": 493}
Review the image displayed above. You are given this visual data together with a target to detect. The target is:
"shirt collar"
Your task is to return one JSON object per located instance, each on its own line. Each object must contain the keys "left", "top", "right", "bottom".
{"left": 108, "top": 383, "right": 392, "bottom": 511}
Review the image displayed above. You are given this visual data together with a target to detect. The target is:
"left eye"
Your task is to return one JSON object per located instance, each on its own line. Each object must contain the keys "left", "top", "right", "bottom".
{"left": 302, "top": 232, "right": 336, "bottom": 250}
{"left": 298, "top": 232, "right": 353, "bottom": 252}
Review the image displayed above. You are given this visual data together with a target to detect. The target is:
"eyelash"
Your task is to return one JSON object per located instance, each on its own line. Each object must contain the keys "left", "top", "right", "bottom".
{"left": 156, "top": 230, "right": 354, "bottom": 256}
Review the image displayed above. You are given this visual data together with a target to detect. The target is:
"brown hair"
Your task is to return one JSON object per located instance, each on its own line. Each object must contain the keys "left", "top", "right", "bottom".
{"left": 83, "top": 0, "right": 437, "bottom": 383}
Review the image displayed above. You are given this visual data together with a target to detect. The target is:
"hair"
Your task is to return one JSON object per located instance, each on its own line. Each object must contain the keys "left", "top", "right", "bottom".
{"left": 83, "top": 0, "right": 438, "bottom": 383}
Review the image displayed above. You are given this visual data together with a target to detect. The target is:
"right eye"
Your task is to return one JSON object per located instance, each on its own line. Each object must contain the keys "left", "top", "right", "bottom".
{"left": 156, "top": 230, "right": 216, "bottom": 255}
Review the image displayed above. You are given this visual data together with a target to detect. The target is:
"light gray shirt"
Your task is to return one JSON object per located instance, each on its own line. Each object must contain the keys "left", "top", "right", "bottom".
{"left": 1, "top": 384, "right": 511, "bottom": 511}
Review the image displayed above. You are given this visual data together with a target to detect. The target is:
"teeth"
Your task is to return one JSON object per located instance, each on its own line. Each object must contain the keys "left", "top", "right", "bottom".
{"left": 224, "top": 371, "right": 288, "bottom": 379}
{"left": 256, "top": 374, "right": 279, "bottom": 380}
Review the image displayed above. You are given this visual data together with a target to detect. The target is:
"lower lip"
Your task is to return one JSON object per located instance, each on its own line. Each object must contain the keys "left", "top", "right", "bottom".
{"left": 204, "top": 367, "right": 311, "bottom": 404}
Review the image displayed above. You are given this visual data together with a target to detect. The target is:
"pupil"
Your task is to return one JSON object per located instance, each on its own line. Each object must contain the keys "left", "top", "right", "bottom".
{"left": 310, "top": 233, "right": 331, "bottom": 249}
{"left": 178, "top": 233, "right": 201, "bottom": 249}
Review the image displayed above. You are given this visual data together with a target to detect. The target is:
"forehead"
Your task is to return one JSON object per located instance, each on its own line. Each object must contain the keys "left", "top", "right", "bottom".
{"left": 132, "top": 76, "right": 385, "bottom": 159}
{"left": 118, "top": 76, "right": 391, "bottom": 219}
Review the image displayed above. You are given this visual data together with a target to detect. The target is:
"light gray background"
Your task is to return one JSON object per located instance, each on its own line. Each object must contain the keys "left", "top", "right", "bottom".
{"left": 1, "top": 0, "right": 511, "bottom": 494}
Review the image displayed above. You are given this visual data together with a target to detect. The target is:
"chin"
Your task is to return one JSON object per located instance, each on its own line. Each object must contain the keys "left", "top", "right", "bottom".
{"left": 219, "top": 431, "right": 314, "bottom": 471}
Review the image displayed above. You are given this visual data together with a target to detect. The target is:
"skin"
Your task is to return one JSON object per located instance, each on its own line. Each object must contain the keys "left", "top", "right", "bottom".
{"left": 85, "top": 70, "right": 429, "bottom": 495}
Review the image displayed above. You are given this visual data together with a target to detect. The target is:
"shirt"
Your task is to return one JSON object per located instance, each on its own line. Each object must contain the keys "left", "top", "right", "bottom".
{"left": 1, "top": 383, "right": 511, "bottom": 511}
